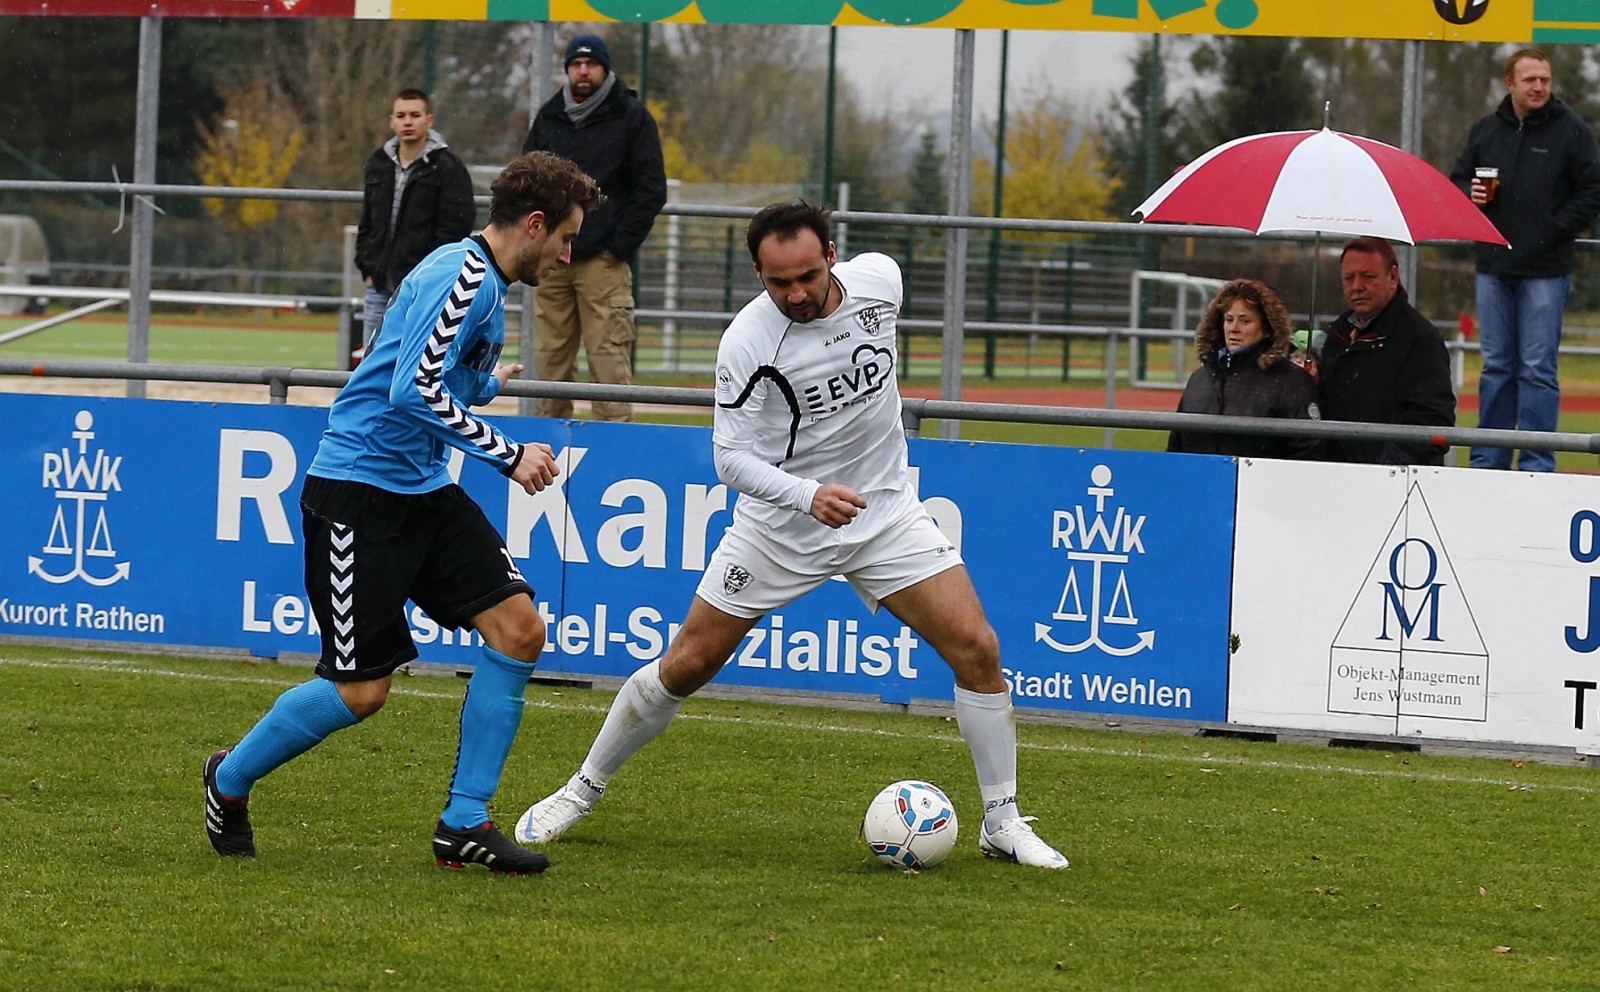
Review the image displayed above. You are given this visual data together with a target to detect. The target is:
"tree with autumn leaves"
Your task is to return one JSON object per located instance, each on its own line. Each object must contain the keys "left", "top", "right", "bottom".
{"left": 972, "top": 93, "right": 1122, "bottom": 240}
{"left": 193, "top": 84, "right": 305, "bottom": 230}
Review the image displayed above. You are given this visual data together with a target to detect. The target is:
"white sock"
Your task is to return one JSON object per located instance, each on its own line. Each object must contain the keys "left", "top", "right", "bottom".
{"left": 955, "top": 685, "right": 1020, "bottom": 831}
{"left": 567, "top": 660, "right": 685, "bottom": 805}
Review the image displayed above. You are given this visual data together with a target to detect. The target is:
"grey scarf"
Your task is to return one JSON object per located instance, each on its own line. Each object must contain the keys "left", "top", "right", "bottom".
{"left": 563, "top": 71, "right": 617, "bottom": 127}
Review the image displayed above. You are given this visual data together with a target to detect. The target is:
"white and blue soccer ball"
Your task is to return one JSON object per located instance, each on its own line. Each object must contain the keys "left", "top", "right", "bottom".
{"left": 862, "top": 779, "right": 959, "bottom": 870}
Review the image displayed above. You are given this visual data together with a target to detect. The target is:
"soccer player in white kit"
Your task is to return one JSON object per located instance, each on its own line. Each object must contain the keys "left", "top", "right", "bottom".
{"left": 515, "top": 202, "right": 1067, "bottom": 868}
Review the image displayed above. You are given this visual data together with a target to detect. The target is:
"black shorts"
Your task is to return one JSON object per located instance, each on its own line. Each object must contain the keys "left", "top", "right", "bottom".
{"left": 300, "top": 475, "right": 534, "bottom": 681}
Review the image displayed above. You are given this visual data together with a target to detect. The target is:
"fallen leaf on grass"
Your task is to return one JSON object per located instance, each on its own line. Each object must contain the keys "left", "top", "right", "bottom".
{"left": 1494, "top": 946, "right": 1513, "bottom": 954}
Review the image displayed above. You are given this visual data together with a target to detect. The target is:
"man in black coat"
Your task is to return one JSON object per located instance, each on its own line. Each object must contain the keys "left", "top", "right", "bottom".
{"left": 1449, "top": 48, "right": 1600, "bottom": 472}
{"left": 1315, "top": 238, "right": 1456, "bottom": 466}
{"left": 523, "top": 34, "right": 668, "bottom": 422}
{"left": 354, "top": 88, "right": 476, "bottom": 351}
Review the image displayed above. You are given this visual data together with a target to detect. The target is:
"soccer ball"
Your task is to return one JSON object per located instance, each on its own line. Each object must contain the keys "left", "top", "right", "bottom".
{"left": 862, "top": 779, "right": 959, "bottom": 870}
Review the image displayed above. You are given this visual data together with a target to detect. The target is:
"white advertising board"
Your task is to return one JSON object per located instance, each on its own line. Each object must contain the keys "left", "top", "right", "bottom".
{"left": 1230, "top": 458, "right": 1600, "bottom": 752}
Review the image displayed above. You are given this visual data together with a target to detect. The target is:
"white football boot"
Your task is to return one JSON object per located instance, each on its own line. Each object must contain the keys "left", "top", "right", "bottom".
{"left": 978, "top": 815, "right": 1069, "bottom": 869}
{"left": 514, "top": 785, "right": 594, "bottom": 844}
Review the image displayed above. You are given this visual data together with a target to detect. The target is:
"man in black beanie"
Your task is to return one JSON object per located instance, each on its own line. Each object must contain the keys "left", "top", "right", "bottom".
{"left": 523, "top": 33, "right": 667, "bottom": 423}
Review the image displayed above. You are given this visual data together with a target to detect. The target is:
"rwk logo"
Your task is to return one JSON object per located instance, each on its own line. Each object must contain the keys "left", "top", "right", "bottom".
{"left": 723, "top": 563, "right": 753, "bottom": 596}
{"left": 30, "top": 410, "right": 130, "bottom": 587}
{"left": 1036, "top": 464, "right": 1153, "bottom": 657}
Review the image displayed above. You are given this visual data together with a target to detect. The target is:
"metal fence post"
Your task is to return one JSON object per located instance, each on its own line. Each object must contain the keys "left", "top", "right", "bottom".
{"left": 722, "top": 225, "right": 735, "bottom": 313}
{"left": 1061, "top": 243, "right": 1075, "bottom": 382}
{"left": 126, "top": 15, "right": 162, "bottom": 400}
{"left": 339, "top": 224, "right": 359, "bottom": 369}
{"left": 662, "top": 178, "right": 681, "bottom": 372}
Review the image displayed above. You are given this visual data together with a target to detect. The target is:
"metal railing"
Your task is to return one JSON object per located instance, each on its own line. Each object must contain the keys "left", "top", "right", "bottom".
{"left": 4, "top": 358, "right": 1596, "bottom": 461}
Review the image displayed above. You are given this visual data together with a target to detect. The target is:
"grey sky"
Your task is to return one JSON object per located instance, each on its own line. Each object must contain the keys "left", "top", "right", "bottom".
{"left": 834, "top": 27, "right": 1140, "bottom": 129}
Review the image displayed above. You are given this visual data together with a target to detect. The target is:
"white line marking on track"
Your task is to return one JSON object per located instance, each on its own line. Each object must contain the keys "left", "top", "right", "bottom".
{"left": 4, "top": 654, "right": 1590, "bottom": 793}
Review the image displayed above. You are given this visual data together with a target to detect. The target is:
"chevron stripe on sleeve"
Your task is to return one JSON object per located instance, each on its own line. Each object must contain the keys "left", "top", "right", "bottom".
{"left": 412, "top": 250, "right": 523, "bottom": 473}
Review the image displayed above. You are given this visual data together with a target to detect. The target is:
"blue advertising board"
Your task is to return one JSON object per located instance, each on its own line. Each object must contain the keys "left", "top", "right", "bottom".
{"left": 0, "top": 394, "right": 1235, "bottom": 720}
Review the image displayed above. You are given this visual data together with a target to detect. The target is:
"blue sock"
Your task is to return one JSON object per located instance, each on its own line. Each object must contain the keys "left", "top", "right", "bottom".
{"left": 440, "top": 646, "right": 536, "bottom": 831}
{"left": 215, "top": 678, "right": 359, "bottom": 797}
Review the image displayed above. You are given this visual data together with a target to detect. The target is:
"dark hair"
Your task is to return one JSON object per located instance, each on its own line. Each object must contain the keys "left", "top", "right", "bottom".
{"left": 1340, "top": 237, "right": 1397, "bottom": 270}
{"left": 747, "top": 201, "right": 831, "bottom": 263}
{"left": 394, "top": 88, "right": 431, "bottom": 111}
{"left": 1504, "top": 48, "right": 1550, "bottom": 83}
{"left": 488, "top": 151, "right": 603, "bottom": 229}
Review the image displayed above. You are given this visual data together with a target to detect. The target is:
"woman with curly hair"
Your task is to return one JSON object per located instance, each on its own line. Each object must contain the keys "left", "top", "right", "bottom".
{"left": 1167, "top": 279, "right": 1321, "bottom": 460}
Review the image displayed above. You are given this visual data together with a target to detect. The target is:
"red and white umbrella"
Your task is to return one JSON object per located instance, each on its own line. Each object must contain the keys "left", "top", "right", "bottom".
{"left": 1134, "top": 127, "right": 1508, "bottom": 246}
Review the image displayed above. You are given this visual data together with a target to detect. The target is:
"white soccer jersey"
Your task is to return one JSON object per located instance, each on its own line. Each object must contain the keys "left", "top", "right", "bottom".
{"left": 713, "top": 251, "right": 909, "bottom": 537}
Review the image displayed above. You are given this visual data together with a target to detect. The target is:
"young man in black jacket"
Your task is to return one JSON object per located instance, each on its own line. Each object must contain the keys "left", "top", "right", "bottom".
{"left": 1450, "top": 49, "right": 1600, "bottom": 472}
{"left": 355, "top": 88, "right": 477, "bottom": 352}
{"left": 523, "top": 34, "right": 668, "bottom": 423}
{"left": 1316, "top": 238, "right": 1456, "bottom": 466}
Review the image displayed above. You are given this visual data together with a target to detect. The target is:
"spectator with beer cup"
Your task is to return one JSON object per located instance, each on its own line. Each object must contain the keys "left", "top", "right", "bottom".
{"left": 1450, "top": 48, "right": 1600, "bottom": 472}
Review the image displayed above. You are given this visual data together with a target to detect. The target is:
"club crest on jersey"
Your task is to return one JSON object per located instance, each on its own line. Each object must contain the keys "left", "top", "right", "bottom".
{"left": 722, "top": 563, "right": 753, "bottom": 596}
{"left": 716, "top": 364, "right": 733, "bottom": 394}
{"left": 856, "top": 306, "right": 881, "bottom": 336}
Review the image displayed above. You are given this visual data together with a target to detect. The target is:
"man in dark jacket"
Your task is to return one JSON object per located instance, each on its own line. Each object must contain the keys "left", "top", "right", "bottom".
{"left": 1316, "top": 238, "right": 1456, "bottom": 466}
{"left": 523, "top": 34, "right": 668, "bottom": 422}
{"left": 354, "top": 88, "right": 477, "bottom": 351}
{"left": 1449, "top": 49, "right": 1600, "bottom": 472}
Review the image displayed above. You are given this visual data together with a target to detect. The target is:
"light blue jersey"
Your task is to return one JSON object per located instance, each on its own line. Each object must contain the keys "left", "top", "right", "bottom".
{"left": 309, "top": 235, "right": 525, "bottom": 492}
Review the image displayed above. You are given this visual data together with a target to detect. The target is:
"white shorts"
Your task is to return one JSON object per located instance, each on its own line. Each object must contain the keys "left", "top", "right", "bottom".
{"left": 697, "top": 484, "right": 963, "bottom": 618}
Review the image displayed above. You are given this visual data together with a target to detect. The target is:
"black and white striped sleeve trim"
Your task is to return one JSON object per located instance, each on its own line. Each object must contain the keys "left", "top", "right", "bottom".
{"left": 413, "top": 250, "right": 522, "bottom": 472}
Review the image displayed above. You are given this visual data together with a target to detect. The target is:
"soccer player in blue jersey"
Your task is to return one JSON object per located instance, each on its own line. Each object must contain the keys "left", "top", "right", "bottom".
{"left": 204, "top": 152, "right": 602, "bottom": 875}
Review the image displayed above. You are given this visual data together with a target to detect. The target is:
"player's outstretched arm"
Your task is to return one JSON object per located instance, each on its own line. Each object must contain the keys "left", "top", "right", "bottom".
{"left": 811, "top": 483, "right": 866, "bottom": 529}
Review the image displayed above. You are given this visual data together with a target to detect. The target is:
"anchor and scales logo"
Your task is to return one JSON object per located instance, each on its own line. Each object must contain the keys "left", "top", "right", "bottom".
{"left": 29, "top": 410, "right": 131, "bottom": 587}
{"left": 1036, "top": 464, "right": 1155, "bottom": 657}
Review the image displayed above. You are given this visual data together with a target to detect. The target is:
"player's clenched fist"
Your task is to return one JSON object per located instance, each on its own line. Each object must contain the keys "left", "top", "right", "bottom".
{"left": 511, "top": 441, "right": 560, "bottom": 494}
{"left": 810, "top": 482, "right": 866, "bottom": 528}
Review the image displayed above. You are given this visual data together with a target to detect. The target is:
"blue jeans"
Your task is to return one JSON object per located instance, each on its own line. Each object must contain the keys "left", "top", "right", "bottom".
{"left": 1471, "top": 272, "right": 1570, "bottom": 472}
{"left": 362, "top": 284, "right": 392, "bottom": 348}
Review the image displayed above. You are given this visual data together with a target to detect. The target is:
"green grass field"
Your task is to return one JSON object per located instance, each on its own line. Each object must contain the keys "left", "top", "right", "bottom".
{"left": 1, "top": 643, "right": 1596, "bottom": 992}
